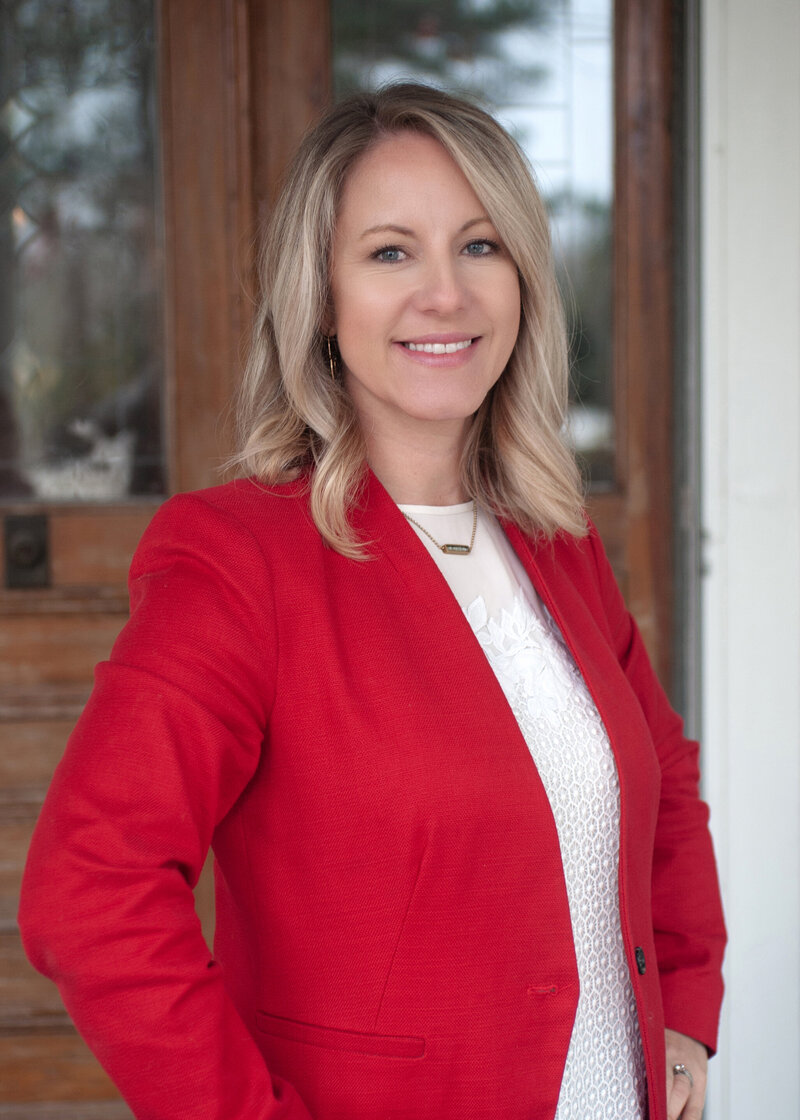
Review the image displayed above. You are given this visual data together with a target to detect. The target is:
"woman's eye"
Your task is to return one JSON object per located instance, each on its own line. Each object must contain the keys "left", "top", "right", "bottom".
{"left": 372, "top": 245, "right": 405, "bottom": 263}
{"left": 464, "top": 239, "right": 498, "bottom": 257}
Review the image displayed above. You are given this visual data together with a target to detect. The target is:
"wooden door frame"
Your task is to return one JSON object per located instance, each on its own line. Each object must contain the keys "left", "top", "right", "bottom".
{"left": 158, "top": 0, "right": 331, "bottom": 494}
{"left": 600, "top": 0, "right": 677, "bottom": 691}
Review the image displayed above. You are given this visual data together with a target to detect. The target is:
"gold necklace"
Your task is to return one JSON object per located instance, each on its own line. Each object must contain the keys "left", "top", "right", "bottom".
{"left": 402, "top": 499, "right": 478, "bottom": 556}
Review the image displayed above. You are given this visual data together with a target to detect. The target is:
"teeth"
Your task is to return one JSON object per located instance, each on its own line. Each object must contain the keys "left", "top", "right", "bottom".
{"left": 405, "top": 339, "right": 473, "bottom": 354}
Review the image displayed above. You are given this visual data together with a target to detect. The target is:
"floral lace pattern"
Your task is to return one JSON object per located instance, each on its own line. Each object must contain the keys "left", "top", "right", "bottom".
{"left": 466, "top": 591, "right": 648, "bottom": 1119}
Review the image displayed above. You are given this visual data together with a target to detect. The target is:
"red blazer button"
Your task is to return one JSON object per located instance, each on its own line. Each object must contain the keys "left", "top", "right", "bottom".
{"left": 635, "top": 947, "right": 647, "bottom": 975}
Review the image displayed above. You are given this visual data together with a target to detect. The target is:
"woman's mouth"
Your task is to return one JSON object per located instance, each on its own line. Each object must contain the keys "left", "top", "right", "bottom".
{"left": 401, "top": 338, "right": 477, "bottom": 354}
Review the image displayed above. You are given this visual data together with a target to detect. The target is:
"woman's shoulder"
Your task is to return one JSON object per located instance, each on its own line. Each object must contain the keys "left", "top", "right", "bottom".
{"left": 132, "top": 476, "right": 316, "bottom": 576}
{"left": 152, "top": 476, "right": 313, "bottom": 536}
{"left": 504, "top": 512, "right": 599, "bottom": 574}
{"left": 177, "top": 475, "right": 309, "bottom": 518}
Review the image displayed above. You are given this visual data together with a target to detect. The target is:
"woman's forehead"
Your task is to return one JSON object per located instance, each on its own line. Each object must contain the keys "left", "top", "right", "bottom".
{"left": 335, "top": 132, "right": 485, "bottom": 234}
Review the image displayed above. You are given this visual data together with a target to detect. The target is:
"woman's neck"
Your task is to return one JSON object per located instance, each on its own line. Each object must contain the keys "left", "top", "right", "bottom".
{"left": 363, "top": 426, "right": 468, "bottom": 506}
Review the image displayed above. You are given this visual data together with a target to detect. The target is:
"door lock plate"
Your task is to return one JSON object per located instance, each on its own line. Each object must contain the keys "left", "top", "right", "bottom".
{"left": 4, "top": 515, "right": 50, "bottom": 589}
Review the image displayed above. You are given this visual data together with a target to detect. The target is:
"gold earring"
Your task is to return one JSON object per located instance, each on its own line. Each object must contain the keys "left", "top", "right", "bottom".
{"left": 326, "top": 336, "right": 337, "bottom": 382}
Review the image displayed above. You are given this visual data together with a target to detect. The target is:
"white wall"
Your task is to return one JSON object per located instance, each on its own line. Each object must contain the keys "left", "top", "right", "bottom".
{"left": 700, "top": 0, "right": 800, "bottom": 1116}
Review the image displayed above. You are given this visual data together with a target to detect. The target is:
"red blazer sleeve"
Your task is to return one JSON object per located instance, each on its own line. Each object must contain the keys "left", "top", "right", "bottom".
{"left": 587, "top": 524, "right": 727, "bottom": 1053}
{"left": 18, "top": 494, "right": 314, "bottom": 1120}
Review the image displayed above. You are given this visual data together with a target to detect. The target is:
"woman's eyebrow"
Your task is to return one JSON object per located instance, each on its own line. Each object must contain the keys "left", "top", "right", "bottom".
{"left": 359, "top": 223, "right": 414, "bottom": 240}
{"left": 358, "top": 216, "right": 492, "bottom": 240}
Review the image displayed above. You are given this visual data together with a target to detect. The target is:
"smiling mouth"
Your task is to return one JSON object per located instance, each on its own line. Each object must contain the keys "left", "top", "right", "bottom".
{"left": 402, "top": 338, "right": 476, "bottom": 355}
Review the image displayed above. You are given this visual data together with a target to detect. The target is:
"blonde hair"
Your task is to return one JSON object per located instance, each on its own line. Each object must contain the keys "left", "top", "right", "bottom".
{"left": 232, "top": 83, "right": 586, "bottom": 556}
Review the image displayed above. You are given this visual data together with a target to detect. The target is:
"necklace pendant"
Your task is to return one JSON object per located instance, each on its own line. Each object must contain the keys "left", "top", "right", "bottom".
{"left": 401, "top": 499, "right": 477, "bottom": 556}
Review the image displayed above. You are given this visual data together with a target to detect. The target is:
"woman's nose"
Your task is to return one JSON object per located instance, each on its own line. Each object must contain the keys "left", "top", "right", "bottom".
{"left": 412, "top": 255, "right": 467, "bottom": 314}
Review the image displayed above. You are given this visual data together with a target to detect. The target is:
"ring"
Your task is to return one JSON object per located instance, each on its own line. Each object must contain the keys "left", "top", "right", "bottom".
{"left": 672, "top": 1063, "right": 694, "bottom": 1090}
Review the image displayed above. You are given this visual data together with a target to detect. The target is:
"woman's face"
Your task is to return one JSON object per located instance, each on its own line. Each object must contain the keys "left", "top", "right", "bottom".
{"left": 329, "top": 131, "right": 521, "bottom": 450}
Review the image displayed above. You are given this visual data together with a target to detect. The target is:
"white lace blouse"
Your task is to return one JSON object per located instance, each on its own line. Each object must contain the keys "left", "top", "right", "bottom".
{"left": 398, "top": 502, "right": 648, "bottom": 1120}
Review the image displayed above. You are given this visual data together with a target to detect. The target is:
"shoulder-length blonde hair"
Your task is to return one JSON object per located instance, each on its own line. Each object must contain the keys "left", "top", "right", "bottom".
{"left": 232, "top": 82, "right": 586, "bottom": 556}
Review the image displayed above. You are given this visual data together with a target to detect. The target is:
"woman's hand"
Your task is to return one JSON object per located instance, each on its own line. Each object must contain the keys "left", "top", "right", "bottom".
{"left": 665, "top": 1029, "right": 708, "bottom": 1119}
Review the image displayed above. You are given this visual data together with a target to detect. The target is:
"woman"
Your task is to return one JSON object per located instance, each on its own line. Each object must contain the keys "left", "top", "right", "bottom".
{"left": 19, "top": 84, "right": 725, "bottom": 1120}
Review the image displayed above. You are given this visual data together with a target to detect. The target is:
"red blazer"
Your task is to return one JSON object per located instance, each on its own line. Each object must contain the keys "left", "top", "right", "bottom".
{"left": 19, "top": 474, "right": 725, "bottom": 1120}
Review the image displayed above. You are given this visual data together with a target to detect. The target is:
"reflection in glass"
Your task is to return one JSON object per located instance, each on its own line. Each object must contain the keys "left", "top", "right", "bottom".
{"left": 332, "top": 0, "right": 614, "bottom": 485}
{"left": 0, "top": 0, "right": 164, "bottom": 501}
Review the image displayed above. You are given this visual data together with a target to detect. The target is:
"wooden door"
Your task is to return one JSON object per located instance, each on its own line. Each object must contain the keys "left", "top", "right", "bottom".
{"left": 0, "top": 2, "right": 329, "bottom": 1113}
{"left": 0, "top": 0, "right": 675, "bottom": 1112}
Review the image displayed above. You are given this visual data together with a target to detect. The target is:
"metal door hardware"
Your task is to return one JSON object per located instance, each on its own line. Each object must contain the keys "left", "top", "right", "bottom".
{"left": 4, "top": 515, "right": 50, "bottom": 589}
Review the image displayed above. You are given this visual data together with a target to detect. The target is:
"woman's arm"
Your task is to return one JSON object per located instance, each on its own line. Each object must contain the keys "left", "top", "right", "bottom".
{"left": 19, "top": 493, "right": 314, "bottom": 1120}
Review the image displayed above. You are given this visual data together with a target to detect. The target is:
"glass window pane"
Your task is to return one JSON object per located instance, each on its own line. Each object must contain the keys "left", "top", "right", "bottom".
{"left": 331, "top": 0, "right": 615, "bottom": 486}
{"left": 1, "top": 0, "right": 164, "bottom": 501}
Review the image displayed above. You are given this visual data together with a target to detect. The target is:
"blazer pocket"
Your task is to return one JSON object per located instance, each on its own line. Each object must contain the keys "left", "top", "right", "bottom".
{"left": 256, "top": 1011, "right": 425, "bottom": 1059}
